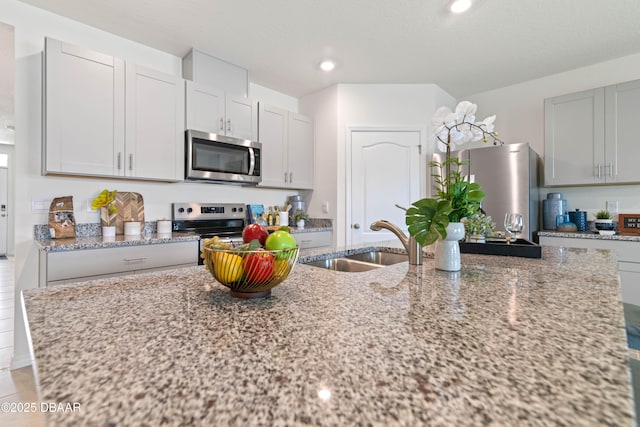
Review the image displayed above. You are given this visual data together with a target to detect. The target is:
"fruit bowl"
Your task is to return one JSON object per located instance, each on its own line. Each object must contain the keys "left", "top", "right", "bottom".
{"left": 202, "top": 245, "right": 299, "bottom": 298}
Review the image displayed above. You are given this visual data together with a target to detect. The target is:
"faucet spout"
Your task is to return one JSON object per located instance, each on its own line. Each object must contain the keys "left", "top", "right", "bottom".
{"left": 370, "top": 220, "right": 423, "bottom": 265}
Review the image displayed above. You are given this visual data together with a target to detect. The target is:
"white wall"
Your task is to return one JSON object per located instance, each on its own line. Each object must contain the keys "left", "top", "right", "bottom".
{"left": 465, "top": 52, "right": 640, "bottom": 219}
{"left": 2, "top": 0, "right": 301, "bottom": 369}
{"left": 300, "top": 84, "right": 455, "bottom": 246}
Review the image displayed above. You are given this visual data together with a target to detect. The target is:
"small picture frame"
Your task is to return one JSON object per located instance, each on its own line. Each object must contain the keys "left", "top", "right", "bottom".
{"left": 618, "top": 214, "right": 640, "bottom": 234}
{"left": 247, "top": 204, "right": 266, "bottom": 226}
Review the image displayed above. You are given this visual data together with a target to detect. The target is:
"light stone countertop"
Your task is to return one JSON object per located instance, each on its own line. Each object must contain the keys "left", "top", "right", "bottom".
{"left": 539, "top": 230, "right": 640, "bottom": 242}
{"left": 33, "top": 227, "right": 331, "bottom": 253}
{"left": 23, "top": 242, "right": 634, "bottom": 426}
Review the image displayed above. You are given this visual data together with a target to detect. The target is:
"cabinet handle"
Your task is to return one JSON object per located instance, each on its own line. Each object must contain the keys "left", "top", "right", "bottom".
{"left": 289, "top": 172, "right": 293, "bottom": 183}
{"left": 597, "top": 163, "right": 602, "bottom": 179}
{"left": 608, "top": 162, "right": 613, "bottom": 178}
{"left": 129, "top": 154, "right": 133, "bottom": 171}
{"left": 284, "top": 172, "right": 288, "bottom": 183}
{"left": 117, "top": 152, "right": 122, "bottom": 170}
{"left": 227, "top": 119, "right": 231, "bottom": 133}
{"left": 123, "top": 257, "right": 148, "bottom": 262}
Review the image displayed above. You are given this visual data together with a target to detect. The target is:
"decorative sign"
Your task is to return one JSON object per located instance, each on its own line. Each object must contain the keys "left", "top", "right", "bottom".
{"left": 618, "top": 214, "right": 640, "bottom": 234}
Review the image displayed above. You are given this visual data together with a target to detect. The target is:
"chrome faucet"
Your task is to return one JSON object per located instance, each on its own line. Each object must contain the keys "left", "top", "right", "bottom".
{"left": 370, "top": 220, "right": 423, "bottom": 265}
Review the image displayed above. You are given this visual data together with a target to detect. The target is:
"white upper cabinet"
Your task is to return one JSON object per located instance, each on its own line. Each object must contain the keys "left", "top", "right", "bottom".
{"left": 185, "top": 81, "right": 256, "bottom": 141}
{"left": 225, "top": 95, "right": 256, "bottom": 141}
{"left": 544, "top": 78, "right": 640, "bottom": 186}
{"left": 44, "top": 38, "right": 125, "bottom": 176}
{"left": 604, "top": 79, "right": 640, "bottom": 184}
{"left": 125, "top": 64, "right": 185, "bottom": 181}
{"left": 185, "top": 80, "right": 224, "bottom": 134}
{"left": 258, "top": 104, "right": 288, "bottom": 187}
{"left": 258, "top": 103, "right": 314, "bottom": 189}
{"left": 43, "top": 37, "right": 184, "bottom": 181}
{"left": 287, "top": 112, "right": 314, "bottom": 189}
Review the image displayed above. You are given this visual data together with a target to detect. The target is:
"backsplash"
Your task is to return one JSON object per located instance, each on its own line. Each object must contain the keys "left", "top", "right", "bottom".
{"left": 34, "top": 222, "right": 157, "bottom": 240}
{"left": 34, "top": 218, "right": 332, "bottom": 240}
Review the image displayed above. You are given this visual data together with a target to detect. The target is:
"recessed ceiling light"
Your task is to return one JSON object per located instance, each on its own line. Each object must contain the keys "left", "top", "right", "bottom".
{"left": 450, "top": 0, "right": 472, "bottom": 13}
{"left": 320, "top": 60, "right": 335, "bottom": 71}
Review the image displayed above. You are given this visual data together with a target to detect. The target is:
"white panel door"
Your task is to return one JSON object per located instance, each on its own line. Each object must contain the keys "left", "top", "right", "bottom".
{"left": 350, "top": 130, "right": 421, "bottom": 244}
{"left": 44, "top": 38, "right": 125, "bottom": 176}
{"left": 257, "top": 103, "right": 288, "bottom": 187}
{"left": 125, "top": 64, "right": 184, "bottom": 181}
{"left": 605, "top": 79, "right": 640, "bottom": 184}
{"left": 288, "top": 112, "right": 314, "bottom": 189}
{"left": 0, "top": 168, "right": 7, "bottom": 256}
{"left": 185, "top": 80, "right": 225, "bottom": 134}
{"left": 225, "top": 95, "right": 256, "bottom": 141}
{"left": 544, "top": 88, "right": 605, "bottom": 186}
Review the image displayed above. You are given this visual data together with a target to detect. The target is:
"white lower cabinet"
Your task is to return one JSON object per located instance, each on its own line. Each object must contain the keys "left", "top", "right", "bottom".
{"left": 296, "top": 231, "right": 332, "bottom": 250}
{"left": 39, "top": 241, "right": 198, "bottom": 287}
{"left": 539, "top": 236, "right": 640, "bottom": 305}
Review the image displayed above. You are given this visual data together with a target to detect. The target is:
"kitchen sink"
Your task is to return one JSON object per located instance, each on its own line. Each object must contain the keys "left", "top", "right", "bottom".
{"left": 344, "top": 251, "right": 408, "bottom": 265}
{"left": 304, "top": 250, "right": 408, "bottom": 272}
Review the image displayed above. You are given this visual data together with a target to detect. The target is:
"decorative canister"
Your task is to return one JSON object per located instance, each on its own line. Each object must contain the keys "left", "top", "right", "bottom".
{"left": 543, "top": 193, "right": 567, "bottom": 230}
{"left": 568, "top": 209, "right": 588, "bottom": 232}
{"left": 157, "top": 220, "right": 172, "bottom": 234}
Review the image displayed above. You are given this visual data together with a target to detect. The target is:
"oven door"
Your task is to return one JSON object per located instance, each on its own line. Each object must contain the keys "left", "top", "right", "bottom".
{"left": 186, "top": 130, "right": 261, "bottom": 184}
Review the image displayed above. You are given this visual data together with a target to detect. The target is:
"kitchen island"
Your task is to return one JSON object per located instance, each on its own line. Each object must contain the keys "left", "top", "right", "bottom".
{"left": 22, "top": 244, "right": 634, "bottom": 426}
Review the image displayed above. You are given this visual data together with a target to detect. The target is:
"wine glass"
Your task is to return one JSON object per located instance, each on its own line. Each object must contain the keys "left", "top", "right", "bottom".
{"left": 504, "top": 213, "right": 525, "bottom": 243}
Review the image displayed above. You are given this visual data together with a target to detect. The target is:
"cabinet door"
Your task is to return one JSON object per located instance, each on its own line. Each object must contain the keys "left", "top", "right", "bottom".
{"left": 44, "top": 38, "right": 125, "bottom": 176}
{"left": 185, "top": 80, "right": 225, "bottom": 134}
{"left": 288, "top": 112, "right": 314, "bottom": 189}
{"left": 225, "top": 95, "right": 256, "bottom": 140}
{"left": 605, "top": 79, "right": 640, "bottom": 184}
{"left": 544, "top": 88, "right": 605, "bottom": 186}
{"left": 257, "top": 103, "right": 288, "bottom": 187}
{"left": 125, "top": 64, "right": 185, "bottom": 181}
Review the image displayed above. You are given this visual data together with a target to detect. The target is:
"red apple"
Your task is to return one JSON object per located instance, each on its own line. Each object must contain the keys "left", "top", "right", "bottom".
{"left": 242, "top": 223, "right": 269, "bottom": 245}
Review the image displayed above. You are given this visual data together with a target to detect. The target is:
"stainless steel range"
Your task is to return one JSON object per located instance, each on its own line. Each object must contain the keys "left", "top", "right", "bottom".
{"left": 172, "top": 203, "right": 247, "bottom": 264}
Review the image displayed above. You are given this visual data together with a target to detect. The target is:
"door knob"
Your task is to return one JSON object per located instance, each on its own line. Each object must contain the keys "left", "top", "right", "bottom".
{"left": 352, "top": 224, "right": 360, "bottom": 229}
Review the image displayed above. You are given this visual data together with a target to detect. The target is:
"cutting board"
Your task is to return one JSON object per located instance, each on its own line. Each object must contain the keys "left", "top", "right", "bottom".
{"left": 114, "top": 192, "right": 145, "bottom": 235}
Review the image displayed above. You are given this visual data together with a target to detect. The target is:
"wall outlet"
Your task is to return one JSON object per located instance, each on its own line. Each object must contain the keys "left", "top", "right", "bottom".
{"left": 87, "top": 199, "right": 96, "bottom": 212}
{"left": 322, "top": 201, "right": 329, "bottom": 214}
{"left": 606, "top": 200, "right": 619, "bottom": 217}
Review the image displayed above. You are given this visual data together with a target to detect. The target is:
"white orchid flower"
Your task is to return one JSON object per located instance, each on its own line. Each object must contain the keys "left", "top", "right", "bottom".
{"left": 477, "top": 115, "right": 496, "bottom": 133}
{"left": 432, "top": 106, "right": 453, "bottom": 127}
{"left": 455, "top": 101, "right": 477, "bottom": 120}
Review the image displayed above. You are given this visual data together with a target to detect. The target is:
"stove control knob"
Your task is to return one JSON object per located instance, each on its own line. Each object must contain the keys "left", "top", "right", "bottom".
{"left": 238, "top": 207, "right": 244, "bottom": 212}
{"left": 187, "top": 208, "right": 193, "bottom": 213}
{"left": 232, "top": 207, "right": 237, "bottom": 212}
{"left": 178, "top": 207, "right": 185, "bottom": 213}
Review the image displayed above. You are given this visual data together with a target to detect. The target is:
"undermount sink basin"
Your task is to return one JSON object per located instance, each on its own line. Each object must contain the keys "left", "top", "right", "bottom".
{"left": 344, "top": 251, "right": 408, "bottom": 265}
{"left": 304, "top": 250, "right": 408, "bottom": 272}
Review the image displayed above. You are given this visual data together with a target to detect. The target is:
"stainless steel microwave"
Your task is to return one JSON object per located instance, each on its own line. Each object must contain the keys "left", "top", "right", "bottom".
{"left": 185, "top": 130, "right": 261, "bottom": 184}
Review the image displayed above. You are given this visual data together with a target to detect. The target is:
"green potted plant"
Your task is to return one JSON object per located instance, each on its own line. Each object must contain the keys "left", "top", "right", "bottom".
{"left": 462, "top": 213, "right": 496, "bottom": 243}
{"left": 405, "top": 101, "right": 503, "bottom": 271}
{"left": 594, "top": 210, "right": 614, "bottom": 232}
{"left": 291, "top": 210, "right": 310, "bottom": 229}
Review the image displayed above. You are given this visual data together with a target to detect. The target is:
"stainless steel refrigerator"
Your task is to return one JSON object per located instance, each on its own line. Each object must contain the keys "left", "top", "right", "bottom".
{"left": 433, "top": 142, "right": 541, "bottom": 241}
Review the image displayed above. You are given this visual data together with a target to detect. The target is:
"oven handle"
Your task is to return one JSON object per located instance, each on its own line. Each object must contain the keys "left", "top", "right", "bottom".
{"left": 248, "top": 147, "right": 256, "bottom": 176}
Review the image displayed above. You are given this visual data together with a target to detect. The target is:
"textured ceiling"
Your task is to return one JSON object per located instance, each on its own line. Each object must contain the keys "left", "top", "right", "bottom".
{"left": 13, "top": 0, "right": 640, "bottom": 98}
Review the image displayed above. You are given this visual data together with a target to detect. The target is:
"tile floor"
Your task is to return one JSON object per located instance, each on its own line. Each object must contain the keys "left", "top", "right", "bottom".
{"left": 0, "top": 257, "right": 45, "bottom": 426}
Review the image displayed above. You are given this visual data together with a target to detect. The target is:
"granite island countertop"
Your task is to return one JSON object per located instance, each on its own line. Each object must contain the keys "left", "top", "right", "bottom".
{"left": 539, "top": 230, "right": 640, "bottom": 242}
{"left": 22, "top": 244, "right": 634, "bottom": 426}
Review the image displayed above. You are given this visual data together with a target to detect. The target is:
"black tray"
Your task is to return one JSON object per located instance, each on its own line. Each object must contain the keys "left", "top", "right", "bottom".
{"left": 459, "top": 238, "right": 541, "bottom": 259}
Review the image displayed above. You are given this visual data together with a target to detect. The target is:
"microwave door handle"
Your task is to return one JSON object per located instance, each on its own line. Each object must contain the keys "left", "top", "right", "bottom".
{"left": 248, "top": 148, "right": 256, "bottom": 176}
